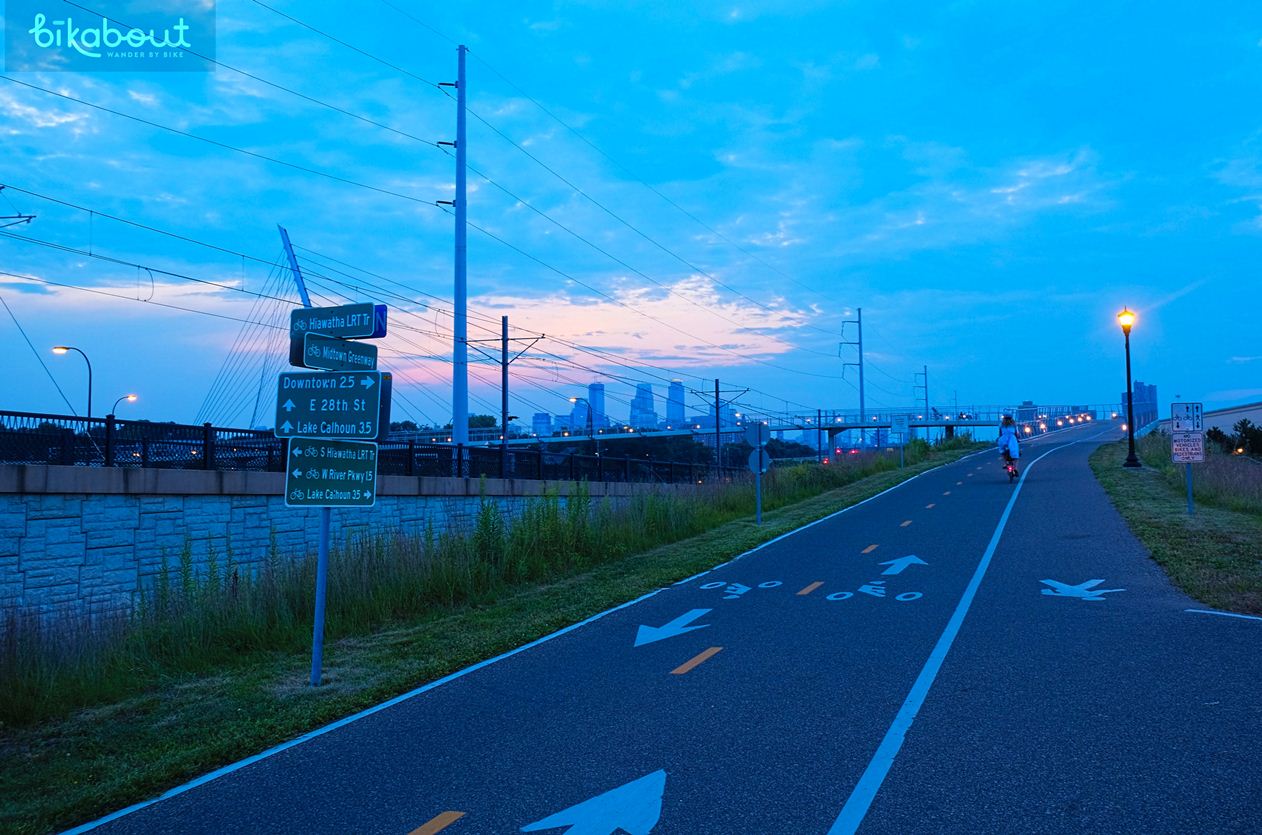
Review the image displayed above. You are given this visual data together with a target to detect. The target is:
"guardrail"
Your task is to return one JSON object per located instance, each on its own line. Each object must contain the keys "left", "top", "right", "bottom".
{"left": 0, "top": 410, "right": 741, "bottom": 484}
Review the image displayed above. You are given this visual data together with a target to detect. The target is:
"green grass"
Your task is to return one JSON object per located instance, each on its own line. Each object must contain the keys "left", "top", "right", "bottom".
{"left": 0, "top": 440, "right": 982, "bottom": 834}
{"left": 1090, "top": 438, "right": 1262, "bottom": 615}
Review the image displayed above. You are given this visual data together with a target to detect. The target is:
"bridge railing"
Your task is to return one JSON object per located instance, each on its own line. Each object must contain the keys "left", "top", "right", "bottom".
{"left": 0, "top": 410, "right": 738, "bottom": 485}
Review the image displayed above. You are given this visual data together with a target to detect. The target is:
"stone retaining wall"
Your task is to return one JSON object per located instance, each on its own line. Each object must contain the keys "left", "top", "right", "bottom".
{"left": 0, "top": 465, "right": 670, "bottom": 620}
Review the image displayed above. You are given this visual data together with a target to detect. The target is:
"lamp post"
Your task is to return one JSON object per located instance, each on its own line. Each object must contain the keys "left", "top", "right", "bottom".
{"left": 111, "top": 393, "right": 138, "bottom": 416}
{"left": 1117, "top": 308, "right": 1141, "bottom": 468}
{"left": 52, "top": 345, "right": 92, "bottom": 420}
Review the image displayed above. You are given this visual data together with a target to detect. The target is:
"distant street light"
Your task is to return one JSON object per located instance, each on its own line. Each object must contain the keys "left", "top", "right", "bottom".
{"left": 52, "top": 345, "right": 92, "bottom": 419}
{"left": 1117, "top": 307, "right": 1141, "bottom": 468}
{"left": 111, "top": 393, "right": 138, "bottom": 416}
{"left": 568, "top": 396, "right": 597, "bottom": 453}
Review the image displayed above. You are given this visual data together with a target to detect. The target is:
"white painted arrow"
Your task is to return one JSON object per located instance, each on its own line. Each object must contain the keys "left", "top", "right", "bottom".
{"left": 521, "top": 770, "right": 665, "bottom": 834}
{"left": 634, "top": 609, "right": 711, "bottom": 647}
{"left": 1040, "top": 579, "right": 1125, "bottom": 600}
{"left": 282, "top": 399, "right": 296, "bottom": 412}
{"left": 878, "top": 555, "right": 927, "bottom": 575}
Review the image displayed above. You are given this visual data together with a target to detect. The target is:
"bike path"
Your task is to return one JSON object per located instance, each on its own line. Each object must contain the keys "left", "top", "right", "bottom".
{"left": 864, "top": 432, "right": 1262, "bottom": 833}
{"left": 79, "top": 424, "right": 1126, "bottom": 834}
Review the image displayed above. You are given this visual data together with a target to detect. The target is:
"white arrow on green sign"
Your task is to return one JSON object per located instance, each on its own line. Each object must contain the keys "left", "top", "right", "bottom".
{"left": 285, "top": 439, "right": 378, "bottom": 508}
{"left": 274, "top": 371, "right": 383, "bottom": 439}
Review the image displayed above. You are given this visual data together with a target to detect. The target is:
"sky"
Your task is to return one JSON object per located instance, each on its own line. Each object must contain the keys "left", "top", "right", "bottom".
{"left": 1, "top": 0, "right": 1260, "bottom": 431}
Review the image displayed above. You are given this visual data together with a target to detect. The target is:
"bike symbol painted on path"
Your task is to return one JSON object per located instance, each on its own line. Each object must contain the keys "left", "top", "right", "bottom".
{"left": 1040, "top": 578, "right": 1125, "bottom": 601}
{"left": 698, "top": 580, "right": 782, "bottom": 600}
{"left": 827, "top": 579, "right": 923, "bottom": 602}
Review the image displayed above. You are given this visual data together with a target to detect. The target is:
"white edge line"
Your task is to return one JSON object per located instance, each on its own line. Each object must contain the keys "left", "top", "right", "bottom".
{"left": 1185, "top": 608, "right": 1262, "bottom": 623}
{"left": 678, "top": 446, "right": 997, "bottom": 584}
{"left": 62, "top": 586, "right": 665, "bottom": 834}
{"left": 828, "top": 439, "right": 1077, "bottom": 834}
{"left": 63, "top": 441, "right": 1007, "bottom": 833}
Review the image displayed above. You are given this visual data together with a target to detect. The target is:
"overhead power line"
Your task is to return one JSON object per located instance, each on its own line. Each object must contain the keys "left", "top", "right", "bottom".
{"left": 0, "top": 76, "right": 439, "bottom": 207}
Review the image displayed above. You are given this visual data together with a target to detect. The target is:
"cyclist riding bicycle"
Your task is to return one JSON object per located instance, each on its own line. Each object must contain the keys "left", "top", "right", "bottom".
{"left": 998, "top": 415, "right": 1021, "bottom": 472}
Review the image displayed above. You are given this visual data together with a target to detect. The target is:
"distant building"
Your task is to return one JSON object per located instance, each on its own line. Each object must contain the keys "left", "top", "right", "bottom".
{"left": 569, "top": 400, "right": 590, "bottom": 433}
{"left": 1122, "top": 381, "right": 1158, "bottom": 428}
{"left": 1016, "top": 400, "right": 1038, "bottom": 422}
{"left": 666, "top": 380, "right": 686, "bottom": 426}
{"left": 588, "top": 382, "right": 608, "bottom": 429}
{"left": 629, "top": 383, "right": 657, "bottom": 429}
{"left": 532, "top": 412, "right": 552, "bottom": 437}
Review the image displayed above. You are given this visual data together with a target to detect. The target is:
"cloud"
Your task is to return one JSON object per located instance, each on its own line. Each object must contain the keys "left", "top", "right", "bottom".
{"left": 0, "top": 85, "right": 90, "bottom": 131}
{"left": 471, "top": 275, "right": 816, "bottom": 368}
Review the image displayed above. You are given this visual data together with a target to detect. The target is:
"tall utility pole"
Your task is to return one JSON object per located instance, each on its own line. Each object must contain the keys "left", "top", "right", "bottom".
{"left": 714, "top": 378, "right": 722, "bottom": 468}
{"left": 452, "top": 45, "right": 469, "bottom": 448}
{"left": 465, "top": 316, "right": 543, "bottom": 474}
{"left": 913, "top": 364, "right": 929, "bottom": 433}
{"left": 840, "top": 307, "right": 866, "bottom": 446}
{"left": 816, "top": 408, "right": 823, "bottom": 463}
{"left": 501, "top": 315, "right": 509, "bottom": 456}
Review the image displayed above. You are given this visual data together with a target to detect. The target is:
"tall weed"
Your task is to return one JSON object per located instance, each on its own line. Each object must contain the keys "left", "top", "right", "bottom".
{"left": 0, "top": 438, "right": 978, "bottom": 725}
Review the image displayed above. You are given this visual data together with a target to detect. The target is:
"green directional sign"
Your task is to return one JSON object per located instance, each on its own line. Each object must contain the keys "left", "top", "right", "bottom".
{"left": 274, "top": 371, "right": 382, "bottom": 439}
{"left": 290, "top": 303, "right": 383, "bottom": 339}
{"left": 302, "top": 333, "right": 378, "bottom": 371}
{"left": 285, "top": 439, "right": 378, "bottom": 507}
{"left": 289, "top": 303, "right": 387, "bottom": 366}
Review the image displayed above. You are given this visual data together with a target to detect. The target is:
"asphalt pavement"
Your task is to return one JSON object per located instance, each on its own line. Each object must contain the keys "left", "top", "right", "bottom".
{"left": 74, "top": 421, "right": 1262, "bottom": 834}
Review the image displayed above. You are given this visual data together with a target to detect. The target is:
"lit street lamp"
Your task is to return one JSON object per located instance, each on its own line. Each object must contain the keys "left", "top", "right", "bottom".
{"left": 111, "top": 393, "right": 138, "bottom": 416}
{"left": 52, "top": 345, "right": 93, "bottom": 420}
{"left": 1117, "top": 307, "right": 1141, "bottom": 468}
{"left": 568, "top": 396, "right": 596, "bottom": 452}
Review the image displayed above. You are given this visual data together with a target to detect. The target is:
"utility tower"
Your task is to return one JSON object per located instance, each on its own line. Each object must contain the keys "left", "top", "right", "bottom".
{"left": 840, "top": 308, "right": 866, "bottom": 446}
{"left": 914, "top": 365, "right": 929, "bottom": 425}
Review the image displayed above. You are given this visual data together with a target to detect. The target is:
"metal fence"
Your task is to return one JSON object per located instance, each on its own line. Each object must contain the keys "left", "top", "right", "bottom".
{"left": 0, "top": 410, "right": 740, "bottom": 484}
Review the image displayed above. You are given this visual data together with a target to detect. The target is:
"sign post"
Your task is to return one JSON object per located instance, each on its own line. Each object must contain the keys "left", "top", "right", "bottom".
{"left": 1170, "top": 403, "right": 1204, "bottom": 515}
{"left": 745, "top": 423, "right": 770, "bottom": 525}
{"left": 280, "top": 303, "right": 389, "bottom": 687}
{"left": 891, "top": 415, "right": 910, "bottom": 468}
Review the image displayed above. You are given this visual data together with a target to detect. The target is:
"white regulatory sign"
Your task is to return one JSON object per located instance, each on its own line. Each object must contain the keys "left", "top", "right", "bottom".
{"left": 1171, "top": 432, "right": 1204, "bottom": 464}
{"left": 891, "top": 415, "right": 910, "bottom": 437}
{"left": 748, "top": 448, "right": 771, "bottom": 474}
{"left": 1170, "top": 402, "right": 1203, "bottom": 433}
{"left": 744, "top": 422, "right": 770, "bottom": 447}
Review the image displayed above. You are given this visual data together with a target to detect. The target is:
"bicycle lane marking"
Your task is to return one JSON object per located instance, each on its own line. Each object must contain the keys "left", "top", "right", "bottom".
{"left": 66, "top": 450, "right": 993, "bottom": 834}
{"left": 827, "top": 432, "right": 1108, "bottom": 834}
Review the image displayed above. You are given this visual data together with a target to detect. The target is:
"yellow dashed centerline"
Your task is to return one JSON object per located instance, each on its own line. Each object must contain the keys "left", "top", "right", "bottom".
{"left": 410, "top": 812, "right": 466, "bottom": 835}
{"left": 956, "top": 481, "right": 963, "bottom": 486}
{"left": 862, "top": 544, "right": 879, "bottom": 554}
{"left": 925, "top": 503, "right": 936, "bottom": 509}
{"left": 672, "top": 647, "right": 723, "bottom": 675}
{"left": 942, "top": 490, "right": 951, "bottom": 496}
{"left": 797, "top": 581, "right": 824, "bottom": 596}
{"left": 900, "top": 520, "right": 913, "bottom": 527}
